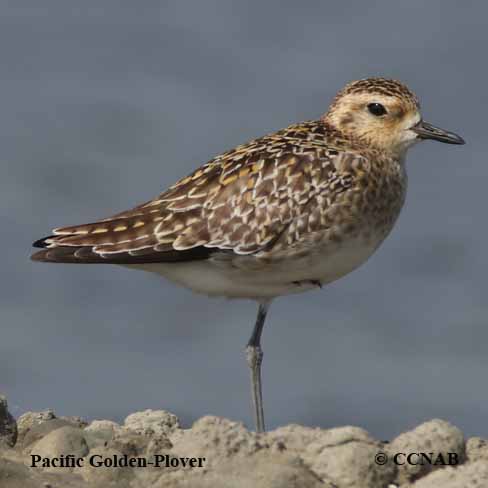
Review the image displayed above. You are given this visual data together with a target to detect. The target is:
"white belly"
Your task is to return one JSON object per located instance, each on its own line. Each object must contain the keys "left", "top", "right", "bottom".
{"left": 123, "top": 233, "right": 384, "bottom": 300}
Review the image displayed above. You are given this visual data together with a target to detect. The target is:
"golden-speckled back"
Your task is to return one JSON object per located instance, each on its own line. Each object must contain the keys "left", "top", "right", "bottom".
{"left": 32, "top": 119, "right": 406, "bottom": 266}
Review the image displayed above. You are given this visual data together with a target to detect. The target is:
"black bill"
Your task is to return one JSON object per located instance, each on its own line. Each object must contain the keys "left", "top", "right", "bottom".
{"left": 411, "top": 120, "right": 465, "bottom": 145}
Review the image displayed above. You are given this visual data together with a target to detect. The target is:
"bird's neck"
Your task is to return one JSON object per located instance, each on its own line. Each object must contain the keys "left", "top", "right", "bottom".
{"left": 320, "top": 118, "right": 408, "bottom": 161}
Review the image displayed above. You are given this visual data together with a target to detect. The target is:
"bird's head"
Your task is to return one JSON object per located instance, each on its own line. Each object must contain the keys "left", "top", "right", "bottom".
{"left": 323, "top": 77, "right": 464, "bottom": 155}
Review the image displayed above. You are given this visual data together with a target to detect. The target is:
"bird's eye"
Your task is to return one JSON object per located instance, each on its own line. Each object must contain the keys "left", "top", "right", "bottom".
{"left": 367, "top": 103, "right": 387, "bottom": 116}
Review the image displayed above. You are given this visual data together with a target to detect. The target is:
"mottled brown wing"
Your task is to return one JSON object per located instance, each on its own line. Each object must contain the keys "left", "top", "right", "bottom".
{"left": 31, "top": 122, "right": 354, "bottom": 264}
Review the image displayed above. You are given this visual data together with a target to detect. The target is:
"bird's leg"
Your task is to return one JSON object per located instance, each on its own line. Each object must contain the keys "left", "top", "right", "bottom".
{"left": 245, "top": 300, "right": 271, "bottom": 433}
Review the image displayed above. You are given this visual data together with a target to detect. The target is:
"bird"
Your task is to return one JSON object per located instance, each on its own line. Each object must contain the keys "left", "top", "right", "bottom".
{"left": 31, "top": 77, "right": 465, "bottom": 433}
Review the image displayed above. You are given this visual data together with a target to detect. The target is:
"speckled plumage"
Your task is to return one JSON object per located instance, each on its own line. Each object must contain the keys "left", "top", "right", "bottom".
{"left": 32, "top": 77, "right": 462, "bottom": 299}
{"left": 31, "top": 77, "right": 465, "bottom": 433}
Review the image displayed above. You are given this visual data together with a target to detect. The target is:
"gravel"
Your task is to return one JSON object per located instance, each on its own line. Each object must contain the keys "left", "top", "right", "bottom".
{"left": 0, "top": 394, "right": 485, "bottom": 488}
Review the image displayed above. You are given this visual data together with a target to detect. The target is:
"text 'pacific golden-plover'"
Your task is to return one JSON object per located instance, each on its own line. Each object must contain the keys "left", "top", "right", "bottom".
{"left": 32, "top": 77, "right": 464, "bottom": 433}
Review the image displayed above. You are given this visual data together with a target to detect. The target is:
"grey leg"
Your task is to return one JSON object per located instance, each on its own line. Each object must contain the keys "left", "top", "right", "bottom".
{"left": 245, "top": 301, "right": 270, "bottom": 433}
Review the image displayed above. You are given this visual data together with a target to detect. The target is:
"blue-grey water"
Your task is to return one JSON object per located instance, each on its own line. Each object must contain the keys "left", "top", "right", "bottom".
{"left": 1, "top": 1, "right": 487, "bottom": 440}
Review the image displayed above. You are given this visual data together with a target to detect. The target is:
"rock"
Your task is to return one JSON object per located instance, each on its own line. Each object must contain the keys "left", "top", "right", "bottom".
{"left": 29, "top": 426, "right": 89, "bottom": 472}
{"left": 266, "top": 424, "right": 331, "bottom": 452}
{"left": 0, "top": 457, "right": 40, "bottom": 488}
{"left": 60, "top": 415, "right": 88, "bottom": 429}
{"left": 411, "top": 460, "right": 488, "bottom": 487}
{"left": 388, "top": 419, "right": 465, "bottom": 485}
{"left": 0, "top": 454, "right": 88, "bottom": 488}
{"left": 170, "top": 416, "right": 270, "bottom": 464}
{"left": 108, "top": 430, "right": 152, "bottom": 457}
{"left": 270, "top": 424, "right": 375, "bottom": 450}
{"left": 16, "top": 410, "right": 56, "bottom": 445}
{"left": 124, "top": 409, "right": 180, "bottom": 436}
{"left": 465, "top": 436, "right": 488, "bottom": 462}
{"left": 85, "top": 420, "right": 121, "bottom": 435}
{"left": 0, "top": 395, "right": 17, "bottom": 448}
{"left": 85, "top": 416, "right": 174, "bottom": 458}
{"left": 1, "top": 409, "right": 486, "bottom": 488}
{"left": 17, "top": 411, "right": 87, "bottom": 449}
{"left": 83, "top": 420, "right": 122, "bottom": 450}
{"left": 78, "top": 447, "right": 132, "bottom": 487}
{"left": 149, "top": 453, "right": 330, "bottom": 488}
{"left": 145, "top": 433, "right": 173, "bottom": 456}
{"left": 22, "top": 418, "right": 74, "bottom": 451}
{"left": 302, "top": 426, "right": 396, "bottom": 488}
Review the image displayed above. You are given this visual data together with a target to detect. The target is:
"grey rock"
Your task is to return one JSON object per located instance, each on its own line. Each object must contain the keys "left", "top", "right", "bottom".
{"left": 85, "top": 419, "right": 121, "bottom": 435}
{"left": 2, "top": 412, "right": 486, "bottom": 488}
{"left": 22, "top": 418, "right": 74, "bottom": 451}
{"left": 60, "top": 416, "right": 88, "bottom": 429}
{"left": 0, "top": 454, "right": 88, "bottom": 488}
{"left": 83, "top": 430, "right": 113, "bottom": 451}
{"left": 0, "top": 395, "right": 17, "bottom": 448}
{"left": 266, "top": 423, "right": 336, "bottom": 452}
{"left": 30, "top": 426, "right": 89, "bottom": 472}
{"left": 124, "top": 409, "right": 180, "bottom": 436}
{"left": 108, "top": 430, "right": 152, "bottom": 456}
{"left": 284, "top": 424, "right": 376, "bottom": 448}
{"left": 170, "top": 416, "right": 270, "bottom": 464}
{"left": 0, "top": 457, "right": 39, "bottom": 488}
{"left": 83, "top": 420, "right": 122, "bottom": 450}
{"left": 145, "top": 433, "right": 173, "bottom": 456}
{"left": 85, "top": 417, "right": 174, "bottom": 457}
{"left": 411, "top": 460, "right": 488, "bottom": 487}
{"left": 303, "top": 426, "right": 396, "bottom": 488}
{"left": 78, "top": 446, "right": 132, "bottom": 487}
{"left": 465, "top": 436, "right": 488, "bottom": 463}
{"left": 17, "top": 411, "right": 86, "bottom": 449}
{"left": 149, "top": 454, "right": 331, "bottom": 488}
{"left": 16, "top": 410, "right": 56, "bottom": 445}
{"left": 388, "top": 419, "right": 465, "bottom": 485}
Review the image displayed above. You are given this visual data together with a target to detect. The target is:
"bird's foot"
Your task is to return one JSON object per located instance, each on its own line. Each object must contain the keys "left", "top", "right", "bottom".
{"left": 292, "top": 279, "right": 322, "bottom": 289}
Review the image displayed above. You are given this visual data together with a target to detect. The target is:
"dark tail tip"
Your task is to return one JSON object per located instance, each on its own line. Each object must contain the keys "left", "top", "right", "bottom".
{"left": 32, "top": 235, "right": 55, "bottom": 248}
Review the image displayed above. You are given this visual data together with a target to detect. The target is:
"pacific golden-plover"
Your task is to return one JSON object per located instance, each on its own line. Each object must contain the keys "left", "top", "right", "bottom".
{"left": 32, "top": 77, "right": 464, "bottom": 432}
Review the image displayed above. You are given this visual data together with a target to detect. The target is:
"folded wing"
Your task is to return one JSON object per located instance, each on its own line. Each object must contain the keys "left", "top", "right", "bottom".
{"left": 32, "top": 122, "right": 353, "bottom": 264}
